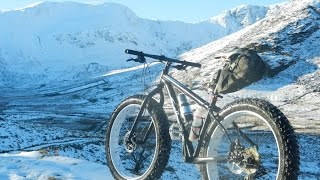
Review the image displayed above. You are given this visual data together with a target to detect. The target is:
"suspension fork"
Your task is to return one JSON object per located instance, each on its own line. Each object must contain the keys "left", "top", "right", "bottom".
{"left": 127, "top": 84, "right": 164, "bottom": 142}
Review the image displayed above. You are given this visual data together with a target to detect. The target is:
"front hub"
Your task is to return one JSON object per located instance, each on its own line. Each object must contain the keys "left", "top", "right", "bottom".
{"left": 124, "top": 131, "right": 137, "bottom": 153}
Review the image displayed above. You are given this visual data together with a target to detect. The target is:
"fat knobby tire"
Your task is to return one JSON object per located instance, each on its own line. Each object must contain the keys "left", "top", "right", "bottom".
{"left": 201, "top": 98, "right": 300, "bottom": 180}
{"left": 105, "top": 95, "right": 172, "bottom": 180}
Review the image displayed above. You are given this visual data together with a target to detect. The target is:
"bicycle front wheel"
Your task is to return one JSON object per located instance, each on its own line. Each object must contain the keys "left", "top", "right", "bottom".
{"left": 105, "top": 95, "right": 171, "bottom": 180}
{"left": 201, "top": 98, "right": 299, "bottom": 180}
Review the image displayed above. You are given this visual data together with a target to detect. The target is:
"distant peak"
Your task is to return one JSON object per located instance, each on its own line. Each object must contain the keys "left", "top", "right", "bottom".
{"left": 12, "top": 1, "right": 136, "bottom": 15}
{"left": 231, "top": 4, "right": 266, "bottom": 10}
{"left": 207, "top": 4, "right": 269, "bottom": 28}
{"left": 17, "top": 1, "right": 45, "bottom": 10}
{"left": 3, "top": 1, "right": 137, "bottom": 19}
{"left": 99, "top": 2, "right": 137, "bottom": 13}
{"left": 222, "top": 4, "right": 268, "bottom": 16}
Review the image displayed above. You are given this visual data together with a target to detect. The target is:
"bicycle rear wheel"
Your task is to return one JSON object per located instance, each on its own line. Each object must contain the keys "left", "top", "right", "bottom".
{"left": 105, "top": 95, "right": 171, "bottom": 180}
{"left": 201, "top": 98, "right": 299, "bottom": 180}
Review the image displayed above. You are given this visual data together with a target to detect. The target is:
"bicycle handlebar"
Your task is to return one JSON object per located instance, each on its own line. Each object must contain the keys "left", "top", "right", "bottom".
{"left": 125, "top": 49, "right": 201, "bottom": 68}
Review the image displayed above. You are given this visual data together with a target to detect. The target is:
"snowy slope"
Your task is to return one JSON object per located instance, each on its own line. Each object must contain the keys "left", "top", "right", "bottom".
{"left": 175, "top": 0, "right": 320, "bottom": 132}
{"left": 0, "top": 1, "right": 268, "bottom": 87}
{"left": 172, "top": 1, "right": 320, "bottom": 178}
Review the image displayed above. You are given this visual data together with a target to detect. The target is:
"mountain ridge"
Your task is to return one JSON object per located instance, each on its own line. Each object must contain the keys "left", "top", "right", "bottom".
{"left": 0, "top": 1, "right": 270, "bottom": 87}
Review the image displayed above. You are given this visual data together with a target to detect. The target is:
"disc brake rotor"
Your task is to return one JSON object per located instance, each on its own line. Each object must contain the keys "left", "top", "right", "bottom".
{"left": 228, "top": 141, "right": 261, "bottom": 176}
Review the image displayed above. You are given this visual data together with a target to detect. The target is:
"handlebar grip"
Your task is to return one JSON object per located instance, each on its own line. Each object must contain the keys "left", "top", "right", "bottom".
{"left": 184, "top": 61, "right": 201, "bottom": 68}
{"left": 193, "top": 63, "right": 202, "bottom": 68}
{"left": 125, "top": 49, "right": 143, "bottom": 56}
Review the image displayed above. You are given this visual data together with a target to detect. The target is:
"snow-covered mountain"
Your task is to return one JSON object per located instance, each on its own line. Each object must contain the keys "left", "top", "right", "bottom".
{"left": 0, "top": 1, "right": 269, "bottom": 86}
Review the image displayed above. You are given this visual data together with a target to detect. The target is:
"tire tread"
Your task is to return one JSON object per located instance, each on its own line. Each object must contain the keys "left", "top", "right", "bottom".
{"left": 201, "top": 98, "right": 300, "bottom": 180}
{"left": 106, "top": 95, "right": 172, "bottom": 180}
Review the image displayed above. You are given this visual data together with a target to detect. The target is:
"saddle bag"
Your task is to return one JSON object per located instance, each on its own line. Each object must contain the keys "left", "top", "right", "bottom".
{"left": 214, "top": 49, "right": 267, "bottom": 94}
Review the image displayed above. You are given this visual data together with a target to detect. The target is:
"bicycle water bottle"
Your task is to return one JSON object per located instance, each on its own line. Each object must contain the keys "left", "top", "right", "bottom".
{"left": 177, "top": 93, "right": 193, "bottom": 123}
{"left": 189, "top": 106, "right": 207, "bottom": 141}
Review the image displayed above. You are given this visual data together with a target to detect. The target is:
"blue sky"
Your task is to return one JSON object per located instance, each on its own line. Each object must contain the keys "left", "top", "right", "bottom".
{"left": 0, "top": 0, "right": 287, "bottom": 22}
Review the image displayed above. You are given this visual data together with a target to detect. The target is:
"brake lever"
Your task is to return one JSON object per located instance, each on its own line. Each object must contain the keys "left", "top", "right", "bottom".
{"left": 137, "top": 55, "right": 146, "bottom": 63}
{"left": 126, "top": 56, "right": 146, "bottom": 63}
{"left": 126, "top": 58, "right": 136, "bottom": 62}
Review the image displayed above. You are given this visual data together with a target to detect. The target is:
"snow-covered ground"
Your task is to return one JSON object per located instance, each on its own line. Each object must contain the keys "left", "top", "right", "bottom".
{"left": 0, "top": 64, "right": 201, "bottom": 179}
{"left": 0, "top": 151, "right": 111, "bottom": 180}
{"left": 0, "top": 64, "right": 319, "bottom": 179}
{"left": 0, "top": 133, "right": 319, "bottom": 179}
